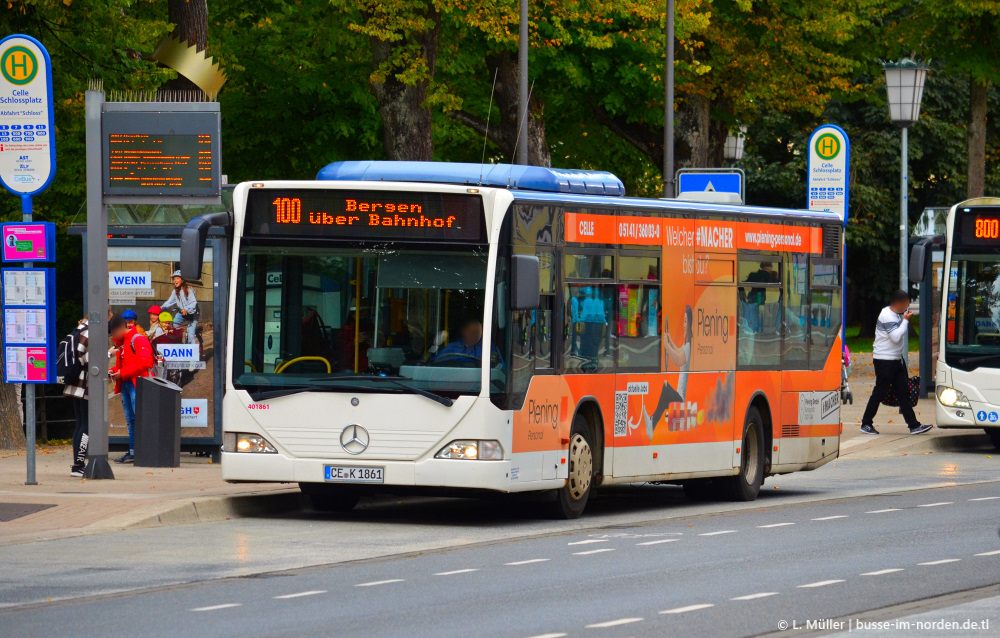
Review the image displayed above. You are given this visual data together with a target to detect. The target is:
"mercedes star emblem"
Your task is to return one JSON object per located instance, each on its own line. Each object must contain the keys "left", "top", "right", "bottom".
{"left": 340, "top": 424, "right": 370, "bottom": 455}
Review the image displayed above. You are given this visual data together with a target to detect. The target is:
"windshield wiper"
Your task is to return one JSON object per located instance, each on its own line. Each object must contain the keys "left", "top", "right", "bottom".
{"left": 308, "top": 375, "right": 455, "bottom": 407}
{"left": 244, "top": 383, "right": 382, "bottom": 402}
{"left": 957, "top": 353, "right": 1000, "bottom": 366}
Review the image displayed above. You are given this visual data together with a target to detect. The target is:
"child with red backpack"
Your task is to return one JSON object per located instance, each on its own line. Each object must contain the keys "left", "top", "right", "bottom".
{"left": 108, "top": 315, "right": 155, "bottom": 463}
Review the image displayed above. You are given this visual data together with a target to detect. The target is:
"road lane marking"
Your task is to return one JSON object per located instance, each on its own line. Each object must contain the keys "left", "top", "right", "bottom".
{"left": 812, "top": 515, "right": 848, "bottom": 521}
{"left": 523, "top": 634, "right": 567, "bottom": 638}
{"left": 356, "top": 579, "right": 405, "bottom": 587}
{"left": 866, "top": 508, "right": 901, "bottom": 513}
{"left": 191, "top": 603, "right": 242, "bottom": 612}
{"left": 573, "top": 548, "right": 616, "bottom": 556}
{"left": 568, "top": 539, "right": 608, "bottom": 546}
{"left": 919, "top": 559, "right": 961, "bottom": 565}
{"left": 506, "top": 559, "right": 550, "bottom": 566}
{"left": 969, "top": 497, "right": 1000, "bottom": 501}
{"left": 698, "top": 530, "right": 737, "bottom": 536}
{"left": 585, "top": 617, "right": 643, "bottom": 628}
{"left": 274, "top": 590, "right": 326, "bottom": 599}
{"left": 637, "top": 539, "right": 680, "bottom": 546}
{"left": 918, "top": 502, "right": 954, "bottom": 508}
{"left": 731, "top": 592, "right": 778, "bottom": 600}
{"left": 861, "top": 569, "right": 904, "bottom": 576}
{"left": 798, "top": 580, "right": 845, "bottom": 588}
{"left": 975, "top": 550, "right": 1000, "bottom": 556}
{"left": 758, "top": 523, "right": 795, "bottom": 528}
{"left": 434, "top": 569, "right": 479, "bottom": 576}
{"left": 659, "top": 604, "right": 715, "bottom": 614}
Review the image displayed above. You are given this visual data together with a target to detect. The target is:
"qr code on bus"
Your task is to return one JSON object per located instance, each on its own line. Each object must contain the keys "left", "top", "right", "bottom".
{"left": 613, "top": 391, "right": 628, "bottom": 438}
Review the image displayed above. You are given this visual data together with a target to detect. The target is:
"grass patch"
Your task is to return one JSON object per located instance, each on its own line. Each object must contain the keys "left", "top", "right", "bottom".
{"left": 844, "top": 325, "right": 919, "bottom": 354}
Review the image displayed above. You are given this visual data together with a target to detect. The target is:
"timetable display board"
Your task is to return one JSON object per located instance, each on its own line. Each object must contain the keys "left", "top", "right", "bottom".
{"left": 1, "top": 267, "right": 56, "bottom": 383}
{"left": 101, "top": 107, "right": 221, "bottom": 197}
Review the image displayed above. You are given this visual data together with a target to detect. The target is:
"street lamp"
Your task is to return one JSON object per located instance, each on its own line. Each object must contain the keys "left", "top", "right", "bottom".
{"left": 883, "top": 59, "right": 929, "bottom": 291}
{"left": 723, "top": 125, "right": 747, "bottom": 164}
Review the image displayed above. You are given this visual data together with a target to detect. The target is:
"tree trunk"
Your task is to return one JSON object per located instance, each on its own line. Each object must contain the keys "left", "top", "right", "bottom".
{"left": 161, "top": 0, "right": 209, "bottom": 93}
{"left": 369, "top": 10, "right": 440, "bottom": 162}
{"left": 0, "top": 348, "right": 26, "bottom": 450}
{"left": 967, "top": 76, "right": 988, "bottom": 199}
{"left": 677, "top": 94, "right": 711, "bottom": 168}
{"left": 447, "top": 52, "right": 550, "bottom": 166}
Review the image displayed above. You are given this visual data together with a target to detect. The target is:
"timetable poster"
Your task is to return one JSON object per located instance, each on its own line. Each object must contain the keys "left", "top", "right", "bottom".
{"left": 4, "top": 346, "right": 48, "bottom": 383}
{"left": 3, "top": 308, "right": 47, "bottom": 344}
{"left": 2, "top": 268, "right": 48, "bottom": 306}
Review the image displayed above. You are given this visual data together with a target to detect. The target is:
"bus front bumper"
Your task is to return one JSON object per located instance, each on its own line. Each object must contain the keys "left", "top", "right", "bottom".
{"left": 936, "top": 399, "right": 1000, "bottom": 428}
{"left": 221, "top": 451, "right": 515, "bottom": 492}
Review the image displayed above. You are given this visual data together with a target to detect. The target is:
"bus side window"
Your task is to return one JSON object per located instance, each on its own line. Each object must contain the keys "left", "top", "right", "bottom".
{"left": 782, "top": 254, "right": 809, "bottom": 369}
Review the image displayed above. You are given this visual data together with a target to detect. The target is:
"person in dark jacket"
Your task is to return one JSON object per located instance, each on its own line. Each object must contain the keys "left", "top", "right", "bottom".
{"left": 62, "top": 318, "right": 90, "bottom": 477}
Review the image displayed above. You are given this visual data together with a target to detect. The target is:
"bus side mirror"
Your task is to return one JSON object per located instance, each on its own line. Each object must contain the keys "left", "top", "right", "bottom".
{"left": 180, "top": 211, "right": 232, "bottom": 280}
{"left": 909, "top": 240, "right": 929, "bottom": 284}
{"left": 511, "top": 255, "right": 540, "bottom": 310}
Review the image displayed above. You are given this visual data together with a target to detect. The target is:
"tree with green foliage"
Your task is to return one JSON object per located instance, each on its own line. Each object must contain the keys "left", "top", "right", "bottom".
{"left": 884, "top": 0, "right": 1000, "bottom": 198}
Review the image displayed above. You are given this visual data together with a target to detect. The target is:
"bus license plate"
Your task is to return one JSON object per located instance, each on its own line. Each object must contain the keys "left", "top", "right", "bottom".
{"left": 324, "top": 465, "right": 384, "bottom": 484}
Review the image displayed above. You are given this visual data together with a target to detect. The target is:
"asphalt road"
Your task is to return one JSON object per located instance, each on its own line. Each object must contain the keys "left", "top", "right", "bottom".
{"left": 1, "top": 452, "right": 999, "bottom": 638}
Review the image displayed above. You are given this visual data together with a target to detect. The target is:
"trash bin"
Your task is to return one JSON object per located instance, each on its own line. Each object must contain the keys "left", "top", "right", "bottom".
{"left": 134, "top": 376, "right": 182, "bottom": 467}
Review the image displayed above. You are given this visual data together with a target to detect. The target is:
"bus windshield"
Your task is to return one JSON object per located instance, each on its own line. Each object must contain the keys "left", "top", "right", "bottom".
{"left": 946, "top": 254, "right": 1000, "bottom": 367}
{"left": 234, "top": 243, "right": 499, "bottom": 399}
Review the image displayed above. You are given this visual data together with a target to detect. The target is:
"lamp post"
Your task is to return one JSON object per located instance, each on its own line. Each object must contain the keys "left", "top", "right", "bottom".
{"left": 663, "top": 0, "right": 674, "bottom": 197}
{"left": 723, "top": 125, "right": 747, "bottom": 164}
{"left": 883, "top": 59, "right": 929, "bottom": 291}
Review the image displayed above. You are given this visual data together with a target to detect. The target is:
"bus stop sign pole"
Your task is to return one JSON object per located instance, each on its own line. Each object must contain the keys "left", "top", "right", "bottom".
{"left": 0, "top": 35, "right": 57, "bottom": 485}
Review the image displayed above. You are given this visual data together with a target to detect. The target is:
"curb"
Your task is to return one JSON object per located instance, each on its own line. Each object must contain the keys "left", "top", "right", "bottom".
{"left": 89, "top": 488, "right": 307, "bottom": 533}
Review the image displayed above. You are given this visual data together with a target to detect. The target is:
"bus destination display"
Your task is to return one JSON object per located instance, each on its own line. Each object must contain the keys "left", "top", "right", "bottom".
{"left": 247, "top": 189, "right": 485, "bottom": 242}
{"left": 956, "top": 210, "right": 1000, "bottom": 249}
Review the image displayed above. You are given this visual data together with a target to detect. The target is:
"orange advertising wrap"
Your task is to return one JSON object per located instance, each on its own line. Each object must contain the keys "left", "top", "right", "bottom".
{"left": 509, "top": 209, "right": 839, "bottom": 482}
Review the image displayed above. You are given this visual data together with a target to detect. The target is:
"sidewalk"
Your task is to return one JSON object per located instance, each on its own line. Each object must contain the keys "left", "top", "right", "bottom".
{"left": 839, "top": 351, "right": 995, "bottom": 459}
{"left": 0, "top": 445, "right": 301, "bottom": 546}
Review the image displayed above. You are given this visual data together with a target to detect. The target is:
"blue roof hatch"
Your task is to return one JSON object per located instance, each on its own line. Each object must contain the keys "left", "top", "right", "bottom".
{"left": 316, "top": 161, "right": 626, "bottom": 196}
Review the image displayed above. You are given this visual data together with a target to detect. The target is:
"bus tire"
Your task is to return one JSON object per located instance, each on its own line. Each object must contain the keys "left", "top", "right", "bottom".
{"left": 719, "top": 406, "right": 765, "bottom": 502}
{"left": 551, "top": 415, "right": 595, "bottom": 519}
{"left": 986, "top": 429, "right": 1000, "bottom": 451}
{"left": 299, "top": 482, "right": 361, "bottom": 513}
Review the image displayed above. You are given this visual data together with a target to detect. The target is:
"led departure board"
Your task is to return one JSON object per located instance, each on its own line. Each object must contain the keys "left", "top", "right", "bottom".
{"left": 956, "top": 209, "right": 1000, "bottom": 250}
{"left": 246, "top": 189, "right": 486, "bottom": 242}
{"left": 101, "top": 107, "right": 221, "bottom": 197}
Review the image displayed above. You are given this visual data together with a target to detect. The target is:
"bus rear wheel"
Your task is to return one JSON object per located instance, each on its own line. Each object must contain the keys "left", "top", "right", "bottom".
{"left": 551, "top": 416, "right": 594, "bottom": 519}
{"left": 299, "top": 482, "right": 361, "bottom": 513}
{"left": 986, "top": 429, "right": 1000, "bottom": 451}
{"left": 719, "top": 407, "right": 765, "bottom": 502}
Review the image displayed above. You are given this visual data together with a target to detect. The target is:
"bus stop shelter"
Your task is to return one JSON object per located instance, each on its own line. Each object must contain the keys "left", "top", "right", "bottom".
{"left": 70, "top": 188, "right": 232, "bottom": 459}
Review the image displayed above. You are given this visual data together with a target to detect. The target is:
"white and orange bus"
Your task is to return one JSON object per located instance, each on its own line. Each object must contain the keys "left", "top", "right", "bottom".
{"left": 181, "top": 162, "right": 844, "bottom": 518}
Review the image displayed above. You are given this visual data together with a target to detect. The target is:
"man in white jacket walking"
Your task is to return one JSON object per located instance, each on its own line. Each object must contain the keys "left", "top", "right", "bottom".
{"left": 861, "top": 290, "right": 933, "bottom": 435}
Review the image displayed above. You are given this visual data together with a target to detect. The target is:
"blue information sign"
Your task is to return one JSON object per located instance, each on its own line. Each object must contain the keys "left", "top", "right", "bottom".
{"left": 677, "top": 172, "right": 743, "bottom": 197}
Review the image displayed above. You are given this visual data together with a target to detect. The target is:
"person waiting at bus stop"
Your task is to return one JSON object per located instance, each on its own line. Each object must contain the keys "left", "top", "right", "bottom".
{"left": 861, "top": 290, "right": 933, "bottom": 436}
{"left": 109, "top": 315, "right": 155, "bottom": 463}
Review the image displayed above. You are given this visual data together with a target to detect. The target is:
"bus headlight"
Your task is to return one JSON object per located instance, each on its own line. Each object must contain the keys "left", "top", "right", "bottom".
{"left": 224, "top": 432, "right": 277, "bottom": 453}
{"left": 435, "top": 440, "right": 504, "bottom": 460}
{"left": 936, "top": 386, "right": 971, "bottom": 408}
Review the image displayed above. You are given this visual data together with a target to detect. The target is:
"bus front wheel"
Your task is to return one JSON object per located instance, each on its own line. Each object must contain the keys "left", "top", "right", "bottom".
{"left": 299, "top": 482, "right": 361, "bottom": 513}
{"left": 719, "top": 407, "right": 765, "bottom": 502}
{"left": 551, "top": 416, "right": 594, "bottom": 519}
{"left": 986, "top": 429, "right": 1000, "bottom": 451}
